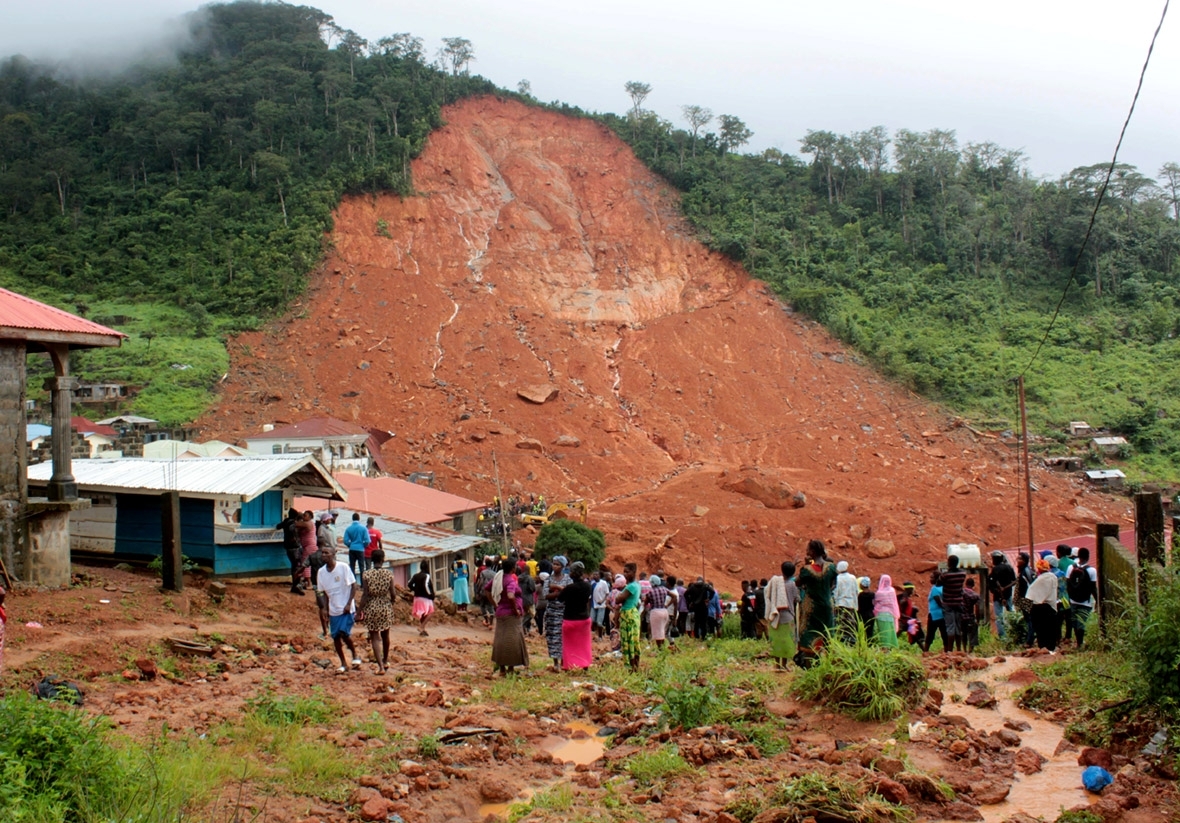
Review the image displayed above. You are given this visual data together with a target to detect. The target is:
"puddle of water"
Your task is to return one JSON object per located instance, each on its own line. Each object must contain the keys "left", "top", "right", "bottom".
{"left": 935, "top": 657, "right": 1095, "bottom": 823}
{"left": 477, "top": 788, "right": 534, "bottom": 820}
{"left": 541, "top": 720, "right": 606, "bottom": 766}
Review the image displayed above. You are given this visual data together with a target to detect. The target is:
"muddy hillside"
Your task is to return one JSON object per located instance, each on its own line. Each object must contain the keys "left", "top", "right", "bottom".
{"left": 198, "top": 96, "right": 1129, "bottom": 589}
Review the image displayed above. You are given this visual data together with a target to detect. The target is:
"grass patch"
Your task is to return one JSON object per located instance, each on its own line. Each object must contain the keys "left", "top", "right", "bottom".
{"left": 792, "top": 629, "right": 928, "bottom": 722}
{"left": 621, "top": 744, "right": 697, "bottom": 787}
{"left": 244, "top": 683, "right": 335, "bottom": 726}
{"left": 417, "top": 733, "right": 440, "bottom": 760}
{"left": 507, "top": 783, "right": 575, "bottom": 821}
{"left": 770, "top": 772, "right": 914, "bottom": 823}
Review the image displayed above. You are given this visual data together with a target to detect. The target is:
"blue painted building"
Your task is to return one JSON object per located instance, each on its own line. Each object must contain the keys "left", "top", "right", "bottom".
{"left": 27, "top": 455, "right": 345, "bottom": 576}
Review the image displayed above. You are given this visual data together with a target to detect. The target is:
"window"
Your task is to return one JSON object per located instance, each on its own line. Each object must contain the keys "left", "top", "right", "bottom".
{"left": 239, "top": 490, "right": 283, "bottom": 527}
{"left": 452, "top": 516, "right": 463, "bottom": 532}
{"left": 272, "top": 444, "right": 283, "bottom": 454}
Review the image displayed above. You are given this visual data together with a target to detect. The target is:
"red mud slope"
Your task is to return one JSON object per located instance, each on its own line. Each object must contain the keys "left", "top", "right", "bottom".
{"left": 198, "top": 96, "right": 1129, "bottom": 588}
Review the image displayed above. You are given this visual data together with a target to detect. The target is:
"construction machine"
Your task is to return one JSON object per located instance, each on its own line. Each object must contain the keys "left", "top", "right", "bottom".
{"left": 519, "top": 499, "right": 589, "bottom": 527}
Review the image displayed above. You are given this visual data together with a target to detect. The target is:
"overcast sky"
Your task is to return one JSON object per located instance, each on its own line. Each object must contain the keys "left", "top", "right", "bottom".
{"left": 3, "top": 0, "right": 1177, "bottom": 179}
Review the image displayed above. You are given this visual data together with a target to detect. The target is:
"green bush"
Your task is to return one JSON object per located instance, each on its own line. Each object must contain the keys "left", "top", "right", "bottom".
{"left": 769, "top": 772, "right": 914, "bottom": 823}
{"left": 0, "top": 693, "right": 124, "bottom": 821}
{"left": 792, "top": 627, "right": 928, "bottom": 721}
{"left": 1134, "top": 566, "right": 1180, "bottom": 709}
{"left": 533, "top": 519, "right": 607, "bottom": 570}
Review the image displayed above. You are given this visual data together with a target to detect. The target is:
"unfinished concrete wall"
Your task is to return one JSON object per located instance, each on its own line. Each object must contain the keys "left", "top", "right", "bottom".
{"left": 24, "top": 507, "right": 72, "bottom": 587}
{"left": 0, "top": 342, "right": 27, "bottom": 580}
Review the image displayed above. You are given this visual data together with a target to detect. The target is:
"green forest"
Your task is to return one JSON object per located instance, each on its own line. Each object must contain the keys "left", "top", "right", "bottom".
{"left": 2, "top": 1, "right": 1179, "bottom": 480}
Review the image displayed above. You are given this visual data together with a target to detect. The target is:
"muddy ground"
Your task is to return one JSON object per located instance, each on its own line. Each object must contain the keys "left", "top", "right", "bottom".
{"left": 2, "top": 566, "right": 1175, "bottom": 823}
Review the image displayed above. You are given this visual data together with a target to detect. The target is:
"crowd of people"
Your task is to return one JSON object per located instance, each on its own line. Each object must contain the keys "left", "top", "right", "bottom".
{"left": 276, "top": 511, "right": 1101, "bottom": 676}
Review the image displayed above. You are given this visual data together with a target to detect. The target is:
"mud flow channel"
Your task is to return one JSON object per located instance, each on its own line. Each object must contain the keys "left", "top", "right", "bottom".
{"left": 933, "top": 657, "right": 1094, "bottom": 823}
{"left": 477, "top": 720, "right": 606, "bottom": 819}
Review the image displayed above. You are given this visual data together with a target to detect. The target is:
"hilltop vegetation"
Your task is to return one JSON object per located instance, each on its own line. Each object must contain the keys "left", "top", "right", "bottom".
{"left": 2, "top": 0, "right": 1179, "bottom": 477}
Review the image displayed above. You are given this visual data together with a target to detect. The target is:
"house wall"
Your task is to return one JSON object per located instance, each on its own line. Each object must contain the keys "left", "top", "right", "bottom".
{"left": 70, "top": 493, "right": 116, "bottom": 554}
{"left": 0, "top": 342, "right": 25, "bottom": 578}
{"left": 115, "top": 493, "right": 217, "bottom": 565}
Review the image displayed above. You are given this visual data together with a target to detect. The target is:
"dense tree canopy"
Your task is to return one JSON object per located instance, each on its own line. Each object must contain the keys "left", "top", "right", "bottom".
{"left": 0, "top": 0, "right": 497, "bottom": 319}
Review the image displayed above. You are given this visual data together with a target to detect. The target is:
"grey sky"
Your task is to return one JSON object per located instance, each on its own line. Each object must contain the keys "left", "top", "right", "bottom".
{"left": 3, "top": 0, "right": 1177, "bottom": 179}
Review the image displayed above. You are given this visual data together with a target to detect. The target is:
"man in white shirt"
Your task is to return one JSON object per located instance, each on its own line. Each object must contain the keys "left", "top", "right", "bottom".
{"left": 833, "top": 560, "right": 859, "bottom": 643}
{"left": 317, "top": 549, "right": 361, "bottom": 672}
{"left": 592, "top": 572, "right": 611, "bottom": 638}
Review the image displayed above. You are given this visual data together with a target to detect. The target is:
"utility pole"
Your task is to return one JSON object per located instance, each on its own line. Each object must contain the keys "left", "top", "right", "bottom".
{"left": 1017, "top": 376, "right": 1035, "bottom": 554}
{"left": 492, "top": 451, "right": 509, "bottom": 556}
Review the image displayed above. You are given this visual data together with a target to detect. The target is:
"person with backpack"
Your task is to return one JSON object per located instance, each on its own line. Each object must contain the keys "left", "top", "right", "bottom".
{"left": 1067, "top": 547, "right": 1098, "bottom": 648}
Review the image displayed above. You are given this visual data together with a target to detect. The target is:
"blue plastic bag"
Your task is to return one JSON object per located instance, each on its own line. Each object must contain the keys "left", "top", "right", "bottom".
{"left": 1082, "top": 766, "right": 1113, "bottom": 793}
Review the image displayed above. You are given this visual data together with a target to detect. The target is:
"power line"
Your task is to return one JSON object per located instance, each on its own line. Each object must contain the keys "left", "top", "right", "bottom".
{"left": 1020, "top": 0, "right": 1170, "bottom": 377}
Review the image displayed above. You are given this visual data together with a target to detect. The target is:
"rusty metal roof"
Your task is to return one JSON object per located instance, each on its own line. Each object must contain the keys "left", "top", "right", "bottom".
{"left": 0, "top": 288, "right": 126, "bottom": 347}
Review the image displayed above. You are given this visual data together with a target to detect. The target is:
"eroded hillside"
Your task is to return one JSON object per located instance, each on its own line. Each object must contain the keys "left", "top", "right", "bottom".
{"left": 198, "top": 96, "right": 1129, "bottom": 587}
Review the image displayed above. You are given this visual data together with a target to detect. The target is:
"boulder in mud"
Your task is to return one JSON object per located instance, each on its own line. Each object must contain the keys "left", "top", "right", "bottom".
{"left": 1079, "top": 747, "right": 1114, "bottom": 771}
{"left": 872, "top": 777, "right": 909, "bottom": 805}
{"left": 965, "top": 689, "right": 996, "bottom": 708}
{"left": 718, "top": 468, "right": 803, "bottom": 510}
{"left": 553, "top": 434, "right": 581, "bottom": 447}
{"left": 864, "top": 539, "right": 897, "bottom": 559}
{"left": 517, "top": 384, "right": 559, "bottom": 404}
{"left": 479, "top": 778, "right": 516, "bottom": 803}
{"left": 972, "top": 780, "right": 1010, "bottom": 805}
{"left": 515, "top": 438, "right": 544, "bottom": 452}
{"left": 1014, "top": 747, "right": 1046, "bottom": 774}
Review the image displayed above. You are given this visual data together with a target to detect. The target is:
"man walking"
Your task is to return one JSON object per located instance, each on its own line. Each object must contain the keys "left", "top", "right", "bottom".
{"left": 940, "top": 555, "right": 967, "bottom": 652}
{"left": 1067, "top": 547, "right": 1099, "bottom": 649}
{"left": 343, "top": 513, "right": 370, "bottom": 583}
{"left": 316, "top": 546, "right": 361, "bottom": 672}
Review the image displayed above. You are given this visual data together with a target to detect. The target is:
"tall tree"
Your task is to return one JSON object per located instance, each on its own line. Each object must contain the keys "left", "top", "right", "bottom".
{"left": 624, "top": 81, "right": 651, "bottom": 141}
{"left": 717, "top": 114, "right": 751, "bottom": 154}
{"left": 1159, "top": 162, "right": 1180, "bottom": 221}
{"left": 681, "top": 104, "right": 712, "bottom": 158}
{"left": 438, "top": 37, "right": 474, "bottom": 76}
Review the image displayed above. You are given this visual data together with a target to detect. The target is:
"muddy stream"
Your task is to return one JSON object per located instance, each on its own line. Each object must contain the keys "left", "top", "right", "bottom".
{"left": 931, "top": 657, "right": 1093, "bottom": 822}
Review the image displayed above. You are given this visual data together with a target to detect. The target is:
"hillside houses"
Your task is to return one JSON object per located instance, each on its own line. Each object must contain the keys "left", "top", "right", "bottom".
{"left": 244, "top": 417, "right": 392, "bottom": 476}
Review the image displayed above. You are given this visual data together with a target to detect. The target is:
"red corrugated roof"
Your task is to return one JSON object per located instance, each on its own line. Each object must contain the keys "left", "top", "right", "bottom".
{"left": 0, "top": 288, "right": 126, "bottom": 340}
{"left": 297, "top": 473, "right": 484, "bottom": 524}
{"left": 71, "top": 416, "right": 118, "bottom": 437}
{"left": 249, "top": 416, "right": 369, "bottom": 440}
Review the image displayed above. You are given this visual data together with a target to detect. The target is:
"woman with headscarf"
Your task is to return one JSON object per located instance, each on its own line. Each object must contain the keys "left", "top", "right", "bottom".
{"left": 796, "top": 539, "right": 838, "bottom": 661}
{"left": 618, "top": 563, "right": 642, "bottom": 672}
{"left": 559, "top": 561, "right": 594, "bottom": 670}
{"left": 451, "top": 556, "right": 470, "bottom": 612}
{"left": 643, "top": 575, "right": 672, "bottom": 650}
{"left": 1026, "top": 556, "right": 1060, "bottom": 653}
{"left": 491, "top": 556, "right": 529, "bottom": 674}
{"left": 873, "top": 575, "right": 901, "bottom": 648}
{"left": 542, "top": 556, "right": 571, "bottom": 671}
{"left": 764, "top": 561, "right": 799, "bottom": 668}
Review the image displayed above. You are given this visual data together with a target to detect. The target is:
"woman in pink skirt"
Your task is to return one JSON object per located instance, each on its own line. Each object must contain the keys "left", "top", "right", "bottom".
{"left": 558, "top": 562, "right": 594, "bottom": 671}
{"left": 409, "top": 561, "right": 435, "bottom": 636}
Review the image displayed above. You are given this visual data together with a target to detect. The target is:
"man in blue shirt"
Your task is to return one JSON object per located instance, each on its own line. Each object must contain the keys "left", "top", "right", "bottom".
{"left": 342, "top": 512, "right": 371, "bottom": 582}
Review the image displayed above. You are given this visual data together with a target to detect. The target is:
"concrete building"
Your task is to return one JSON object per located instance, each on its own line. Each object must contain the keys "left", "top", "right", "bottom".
{"left": 244, "top": 417, "right": 391, "bottom": 476}
{"left": 1, "top": 287, "right": 125, "bottom": 587}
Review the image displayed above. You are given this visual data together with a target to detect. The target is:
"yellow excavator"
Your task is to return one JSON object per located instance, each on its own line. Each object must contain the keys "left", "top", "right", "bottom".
{"left": 520, "top": 499, "right": 589, "bottom": 527}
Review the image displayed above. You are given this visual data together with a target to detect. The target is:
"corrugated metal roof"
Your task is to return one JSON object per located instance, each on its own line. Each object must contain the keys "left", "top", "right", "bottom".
{"left": 27, "top": 423, "right": 52, "bottom": 442}
{"left": 0, "top": 287, "right": 126, "bottom": 341}
{"left": 304, "top": 503, "right": 488, "bottom": 559}
{"left": 1085, "top": 469, "right": 1126, "bottom": 479}
{"left": 96, "top": 415, "right": 158, "bottom": 425}
{"left": 28, "top": 454, "right": 347, "bottom": 501}
{"left": 301, "top": 473, "right": 484, "bottom": 524}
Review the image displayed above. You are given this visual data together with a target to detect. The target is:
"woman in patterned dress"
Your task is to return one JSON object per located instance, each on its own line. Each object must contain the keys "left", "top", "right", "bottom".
{"left": 617, "top": 563, "right": 642, "bottom": 672}
{"left": 359, "top": 549, "right": 396, "bottom": 674}
{"left": 542, "top": 556, "right": 571, "bottom": 671}
{"left": 796, "top": 539, "right": 838, "bottom": 664}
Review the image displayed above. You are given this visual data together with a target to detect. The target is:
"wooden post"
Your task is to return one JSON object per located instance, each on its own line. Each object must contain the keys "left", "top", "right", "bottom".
{"left": 1136, "top": 493, "right": 1165, "bottom": 607}
{"left": 161, "top": 491, "right": 183, "bottom": 592}
{"left": 1095, "top": 522, "right": 1119, "bottom": 625}
{"left": 1017, "top": 376, "right": 1034, "bottom": 553}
